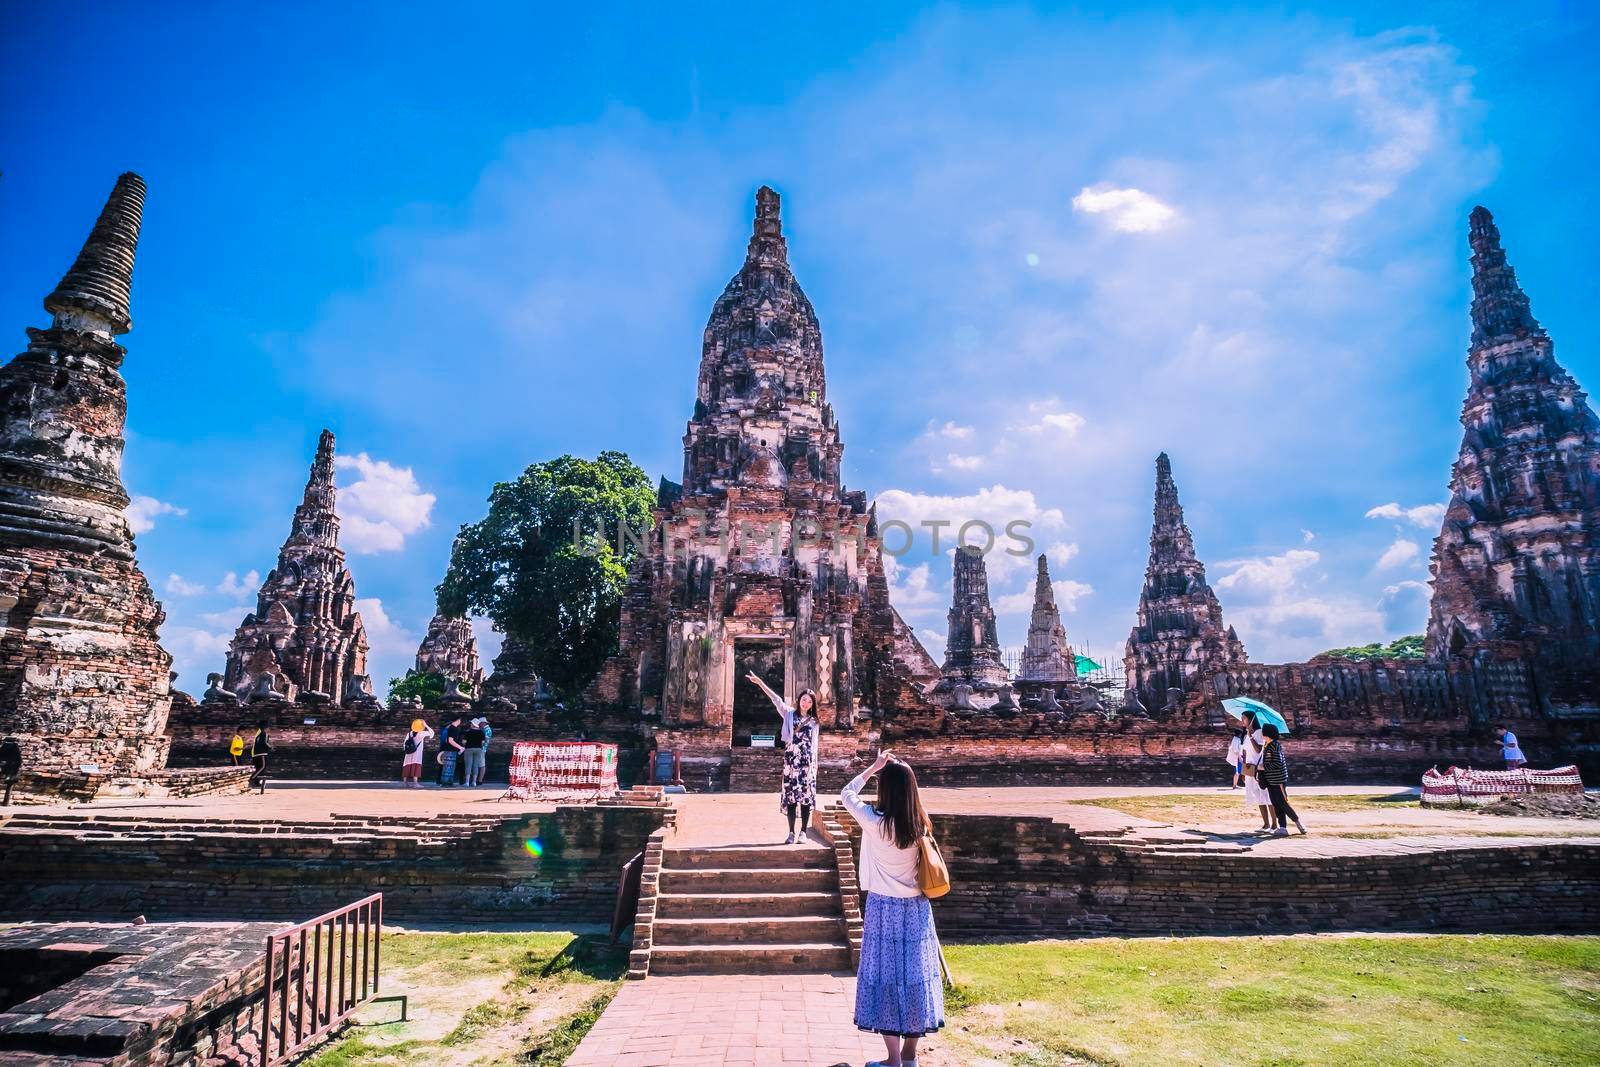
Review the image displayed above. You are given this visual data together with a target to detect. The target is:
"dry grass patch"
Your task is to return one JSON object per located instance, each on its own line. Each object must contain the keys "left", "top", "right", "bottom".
{"left": 304, "top": 932, "right": 625, "bottom": 1067}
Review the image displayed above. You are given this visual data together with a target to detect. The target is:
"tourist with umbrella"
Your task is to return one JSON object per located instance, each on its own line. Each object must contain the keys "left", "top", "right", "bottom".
{"left": 1223, "top": 698, "right": 1277, "bottom": 832}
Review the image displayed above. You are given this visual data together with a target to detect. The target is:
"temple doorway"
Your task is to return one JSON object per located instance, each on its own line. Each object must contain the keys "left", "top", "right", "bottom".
{"left": 732, "top": 640, "right": 786, "bottom": 747}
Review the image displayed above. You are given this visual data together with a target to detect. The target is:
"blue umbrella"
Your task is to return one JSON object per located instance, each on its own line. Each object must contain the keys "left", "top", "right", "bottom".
{"left": 1222, "top": 696, "right": 1290, "bottom": 735}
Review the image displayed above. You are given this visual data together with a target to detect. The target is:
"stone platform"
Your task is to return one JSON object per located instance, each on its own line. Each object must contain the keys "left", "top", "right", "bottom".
{"left": 3, "top": 783, "right": 1596, "bottom": 939}
{"left": 0, "top": 921, "right": 277, "bottom": 1066}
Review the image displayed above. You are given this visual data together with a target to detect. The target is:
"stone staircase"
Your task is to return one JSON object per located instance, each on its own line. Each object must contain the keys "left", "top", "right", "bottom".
{"left": 647, "top": 840, "right": 852, "bottom": 975}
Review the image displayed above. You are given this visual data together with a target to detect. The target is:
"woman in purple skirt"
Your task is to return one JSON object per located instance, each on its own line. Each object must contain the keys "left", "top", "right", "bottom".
{"left": 840, "top": 750, "right": 945, "bottom": 1067}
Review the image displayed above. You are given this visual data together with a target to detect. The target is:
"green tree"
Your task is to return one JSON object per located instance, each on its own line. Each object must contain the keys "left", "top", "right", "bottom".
{"left": 440, "top": 452, "right": 655, "bottom": 701}
{"left": 389, "top": 669, "right": 446, "bottom": 707}
{"left": 1315, "top": 634, "right": 1427, "bottom": 662}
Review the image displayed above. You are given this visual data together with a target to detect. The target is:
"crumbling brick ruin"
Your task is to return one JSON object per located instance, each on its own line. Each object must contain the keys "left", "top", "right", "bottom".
{"left": 931, "top": 545, "right": 1012, "bottom": 708}
{"left": 1123, "top": 452, "right": 1247, "bottom": 716}
{"left": 1424, "top": 207, "right": 1600, "bottom": 712}
{"left": 0, "top": 173, "right": 175, "bottom": 777}
{"left": 217, "top": 429, "right": 378, "bottom": 708}
{"left": 414, "top": 612, "right": 485, "bottom": 696}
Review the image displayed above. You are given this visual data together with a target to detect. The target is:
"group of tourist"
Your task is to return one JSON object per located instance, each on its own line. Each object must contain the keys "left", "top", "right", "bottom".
{"left": 1227, "top": 714, "right": 1307, "bottom": 836}
{"left": 402, "top": 714, "right": 493, "bottom": 787}
{"left": 749, "top": 674, "right": 945, "bottom": 1067}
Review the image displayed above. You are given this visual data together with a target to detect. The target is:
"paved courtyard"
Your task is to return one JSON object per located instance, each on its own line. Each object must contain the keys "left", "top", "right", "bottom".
{"left": 564, "top": 973, "right": 957, "bottom": 1067}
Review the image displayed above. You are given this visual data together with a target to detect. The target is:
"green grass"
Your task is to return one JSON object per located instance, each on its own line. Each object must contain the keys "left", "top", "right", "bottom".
{"left": 1078, "top": 792, "right": 1418, "bottom": 825}
{"left": 303, "top": 931, "right": 626, "bottom": 1067}
{"left": 942, "top": 934, "right": 1600, "bottom": 1066}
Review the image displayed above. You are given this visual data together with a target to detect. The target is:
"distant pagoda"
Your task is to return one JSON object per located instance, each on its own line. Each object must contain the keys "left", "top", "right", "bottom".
{"left": 936, "top": 545, "right": 1010, "bottom": 692}
{"left": 0, "top": 173, "right": 175, "bottom": 775}
{"left": 222, "top": 430, "right": 375, "bottom": 706}
{"left": 1425, "top": 207, "right": 1600, "bottom": 710}
{"left": 1123, "top": 453, "right": 1245, "bottom": 714}
{"left": 414, "top": 612, "right": 485, "bottom": 696}
{"left": 1018, "top": 554, "right": 1076, "bottom": 684}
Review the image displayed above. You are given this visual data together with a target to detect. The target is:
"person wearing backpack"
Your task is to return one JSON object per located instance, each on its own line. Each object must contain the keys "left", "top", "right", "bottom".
{"left": 840, "top": 750, "right": 946, "bottom": 1067}
{"left": 401, "top": 720, "right": 433, "bottom": 787}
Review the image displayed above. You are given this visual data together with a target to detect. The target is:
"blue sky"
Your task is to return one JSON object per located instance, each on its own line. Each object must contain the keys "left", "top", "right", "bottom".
{"left": 3, "top": 2, "right": 1597, "bottom": 695}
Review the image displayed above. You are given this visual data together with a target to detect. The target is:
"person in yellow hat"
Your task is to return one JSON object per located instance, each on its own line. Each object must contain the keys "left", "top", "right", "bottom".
{"left": 402, "top": 719, "right": 434, "bottom": 787}
{"left": 228, "top": 731, "right": 245, "bottom": 766}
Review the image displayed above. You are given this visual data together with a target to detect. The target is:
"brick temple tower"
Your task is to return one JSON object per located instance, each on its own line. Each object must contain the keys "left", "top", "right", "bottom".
{"left": 414, "top": 612, "right": 485, "bottom": 696}
{"left": 0, "top": 173, "right": 175, "bottom": 775}
{"left": 1018, "top": 554, "right": 1076, "bottom": 684}
{"left": 222, "top": 430, "right": 375, "bottom": 706}
{"left": 588, "top": 186, "right": 936, "bottom": 784}
{"left": 1123, "top": 453, "right": 1246, "bottom": 714}
{"left": 936, "top": 545, "right": 1010, "bottom": 693}
{"left": 1425, "top": 207, "right": 1600, "bottom": 711}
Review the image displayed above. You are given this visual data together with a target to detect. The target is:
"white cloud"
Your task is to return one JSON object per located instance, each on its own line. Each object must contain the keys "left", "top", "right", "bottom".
{"left": 354, "top": 597, "right": 421, "bottom": 697}
{"left": 125, "top": 496, "right": 187, "bottom": 535}
{"left": 164, "top": 573, "right": 207, "bottom": 597}
{"left": 471, "top": 616, "right": 505, "bottom": 673}
{"left": 929, "top": 420, "right": 974, "bottom": 440}
{"left": 335, "top": 454, "right": 436, "bottom": 554}
{"left": 883, "top": 558, "right": 944, "bottom": 617}
{"left": 874, "top": 484, "right": 1068, "bottom": 587}
{"left": 217, "top": 570, "right": 261, "bottom": 600}
{"left": 946, "top": 453, "right": 983, "bottom": 471}
{"left": 1215, "top": 549, "right": 1321, "bottom": 601}
{"left": 1301, "top": 529, "right": 1316, "bottom": 544}
{"left": 1365, "top": 501, "right": 1446, "bottom": 528}
{"left": 1376, "top": 538, "right": 1421, "bottom": 570}
{"left": 1071, "top": 183, "right": 1176, "bottom": 233}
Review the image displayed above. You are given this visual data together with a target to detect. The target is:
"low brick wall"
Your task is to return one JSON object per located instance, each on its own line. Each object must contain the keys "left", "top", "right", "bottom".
{"left": 0, "top": 804, "right": 668, "bottom": 925}
{"left": 835, "top": 811, "right": 1600, "bottom": 937}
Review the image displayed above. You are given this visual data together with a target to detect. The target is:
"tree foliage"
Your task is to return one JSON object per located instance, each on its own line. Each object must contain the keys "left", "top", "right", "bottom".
{"left": 439, "top": 452, "right": 655, "bottom": 701}
{"left": 389, "top": 669, "right": 447, "bottom": 707}
{"left": 1315, "top": 634, "right": 1426, "bottom": 662}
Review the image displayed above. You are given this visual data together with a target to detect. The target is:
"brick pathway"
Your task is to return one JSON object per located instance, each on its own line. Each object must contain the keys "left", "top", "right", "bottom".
{"left": 566, "top": 973, "right": 947, "bottom": 1067}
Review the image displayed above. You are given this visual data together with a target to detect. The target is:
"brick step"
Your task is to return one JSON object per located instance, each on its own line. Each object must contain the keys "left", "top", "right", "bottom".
{"left": 663, "top": 845, "right": 834, "bottom": 870}
{"left": 658, "top": 866, "right": 837, "bottom": 894}
{"left": 656, "top": 891, "right": 841, "bottom": 919}
{"left": 652, "top": 915, "right": 845, "bottom": 945}
{"left": 647, "top": 942, "right": 851, "bottom": 976}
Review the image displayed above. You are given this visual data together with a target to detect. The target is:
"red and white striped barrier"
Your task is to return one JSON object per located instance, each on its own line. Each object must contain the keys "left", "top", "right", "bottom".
{"left": 1420, "top": 764, "right": 1585, "bottom": 807}
{"left": 502, "top": 741, "right": 619, "bottom": 802}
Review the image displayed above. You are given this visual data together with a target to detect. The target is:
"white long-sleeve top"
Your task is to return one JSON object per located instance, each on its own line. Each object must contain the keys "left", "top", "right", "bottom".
{"left": 401, "top": 726, "right": 434, "bottom": 768}
{"left": 839, "top": 769, "right": 923, "bottom": 898}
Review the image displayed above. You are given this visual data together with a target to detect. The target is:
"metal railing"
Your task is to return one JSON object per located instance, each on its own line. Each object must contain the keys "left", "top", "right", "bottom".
{"left": 262, "top": 893, "right": 382, "bottom": 1065}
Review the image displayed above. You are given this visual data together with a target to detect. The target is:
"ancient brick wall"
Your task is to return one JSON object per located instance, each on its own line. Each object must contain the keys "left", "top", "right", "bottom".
{"left": 0, "top": 805, "right": 668, "bottom": 924}
{"left": 835, "top": 812, "right": 1600, "bottom": 937}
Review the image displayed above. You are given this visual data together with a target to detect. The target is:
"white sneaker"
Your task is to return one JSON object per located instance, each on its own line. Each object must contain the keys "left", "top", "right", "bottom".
{"left": 784, "top": 832, "right": 796, "bottom": 844}
{"left": 1271, "top": 827, "right": 1289, "bottom": 837}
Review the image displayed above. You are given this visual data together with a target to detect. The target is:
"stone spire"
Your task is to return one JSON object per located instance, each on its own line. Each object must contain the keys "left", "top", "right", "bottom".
{"left": 1468, "top": 206, "right": 1544, "bottom": 348}
{"left": 745, "top": 185, "right": 789, "bottom": 269}
{"left": 414, "top": 612, "right": 485, "bottom": 696}
{"left": 222, "top": 430, "right": 374, "bottom": 706}
{"left": 938, "top": 546, "right": 1010, "bottom": 689}
{"left": 1425, "top": 208, "right": 1600, "bottom": 708}
{"left": 684, "top": 185, "right": 836, "bottom": 496}
{"left": 1018, "top": 554, "right": 1075, "bottom": 683}
{"left": 0, "top": 172, "right": 174, "bottom": 776}
{"left": 43, "top": 172, "right": 145, "bottom": 336}
{"left": 1123, "top": 453, "right": 1245, "bottom": 714}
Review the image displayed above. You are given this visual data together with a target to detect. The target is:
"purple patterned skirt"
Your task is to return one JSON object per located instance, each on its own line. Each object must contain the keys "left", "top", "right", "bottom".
{"left": 854, "top": 893, "right": 946, "bottom": 1038}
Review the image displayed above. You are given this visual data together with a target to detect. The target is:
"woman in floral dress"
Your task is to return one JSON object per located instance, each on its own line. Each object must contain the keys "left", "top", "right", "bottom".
{"left": 746, "top": 673, "right": 821, "bottom": 843}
